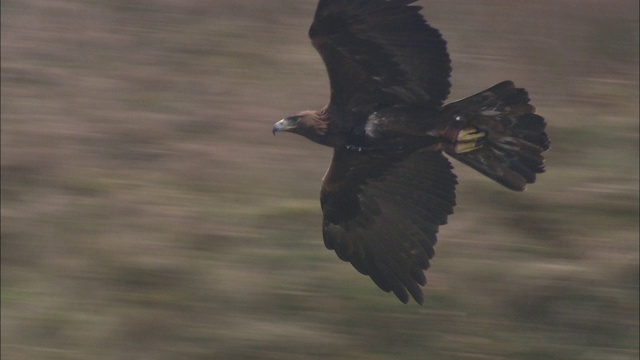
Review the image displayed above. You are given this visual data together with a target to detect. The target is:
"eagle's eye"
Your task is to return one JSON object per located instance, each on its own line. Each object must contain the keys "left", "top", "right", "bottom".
{"left": 286, "top": 115, "right": 302, "bottom": 124}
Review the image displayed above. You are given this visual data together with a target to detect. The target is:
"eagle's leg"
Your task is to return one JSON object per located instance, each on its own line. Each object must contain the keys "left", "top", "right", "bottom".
{"left": 439, "top": 125, "right": 487, "bottom": 154}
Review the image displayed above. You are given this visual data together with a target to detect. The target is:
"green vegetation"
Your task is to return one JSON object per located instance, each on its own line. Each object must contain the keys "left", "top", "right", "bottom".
{"left": 2, "top": 0, "right": 638, "bottom": 359}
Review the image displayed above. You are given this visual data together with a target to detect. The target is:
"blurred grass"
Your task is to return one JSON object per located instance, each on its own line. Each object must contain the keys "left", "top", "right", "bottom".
{"left": 2, "top": 0, "right": 638, "bottom": 359}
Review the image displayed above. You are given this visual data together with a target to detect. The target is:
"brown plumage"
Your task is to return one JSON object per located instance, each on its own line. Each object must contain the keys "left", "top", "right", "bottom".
{"left": 273, "top": 0, "right": 549, "bottom": 304}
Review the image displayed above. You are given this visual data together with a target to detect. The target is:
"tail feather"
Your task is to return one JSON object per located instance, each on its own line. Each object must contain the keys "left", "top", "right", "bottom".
{"left": 442, "top": 81, "right": 550, "bottom": 191}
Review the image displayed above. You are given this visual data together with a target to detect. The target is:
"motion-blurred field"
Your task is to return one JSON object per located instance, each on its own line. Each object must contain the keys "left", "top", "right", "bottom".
{"left": 2, "top": 1, "right": 638, "bottom": 359}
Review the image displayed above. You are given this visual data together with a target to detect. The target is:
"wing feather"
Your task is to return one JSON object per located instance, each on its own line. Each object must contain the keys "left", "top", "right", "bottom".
{"left": 321, "top": 148, "right": 457, "bottom": 304}
{"left": 310, "top": 0, "right": 451, "bottom": 115}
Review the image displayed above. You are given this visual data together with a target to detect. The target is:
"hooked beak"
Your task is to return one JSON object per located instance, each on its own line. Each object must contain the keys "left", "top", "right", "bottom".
{"left": 272, "top": 118, "right": 295, "bottom": 135}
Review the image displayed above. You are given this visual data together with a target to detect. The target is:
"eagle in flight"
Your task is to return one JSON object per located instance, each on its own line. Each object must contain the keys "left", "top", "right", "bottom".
{"left": 273, "top": 0, "right": 549, "bottom": 304}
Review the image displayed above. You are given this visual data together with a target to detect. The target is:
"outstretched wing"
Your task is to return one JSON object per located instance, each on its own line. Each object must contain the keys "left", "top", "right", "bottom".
{"left": 310, "top": 0, "right": 451, "bottom": 114}
{"left": 321, "top": 148, "right": 457, "bottom": 304}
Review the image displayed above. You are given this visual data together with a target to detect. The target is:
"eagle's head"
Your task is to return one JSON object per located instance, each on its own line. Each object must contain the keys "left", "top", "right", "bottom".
{"left": 273, "top": 108, "right": 330, "bottom": 145}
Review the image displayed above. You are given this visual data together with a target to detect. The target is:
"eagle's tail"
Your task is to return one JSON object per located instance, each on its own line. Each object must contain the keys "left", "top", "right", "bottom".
{"left": 440, "top": 81, "right": 550, "bottom": 191}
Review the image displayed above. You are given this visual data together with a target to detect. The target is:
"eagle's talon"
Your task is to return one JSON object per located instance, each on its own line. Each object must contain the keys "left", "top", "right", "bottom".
{"left": 453, "top": 140, "right": 484, "bottom": 154}
{"left": 456, "top": 127, "right": 486, "bottom": 142}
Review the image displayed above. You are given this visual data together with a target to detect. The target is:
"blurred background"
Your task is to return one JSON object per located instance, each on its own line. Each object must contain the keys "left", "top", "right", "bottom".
{"left": 2, "top": 0, "right": 638, "bottom": 359}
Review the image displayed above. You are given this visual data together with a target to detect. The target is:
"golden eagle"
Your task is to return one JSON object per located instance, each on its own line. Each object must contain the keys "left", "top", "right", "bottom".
{"left": 273, "top": 0, "right": 549, "bottom": 304}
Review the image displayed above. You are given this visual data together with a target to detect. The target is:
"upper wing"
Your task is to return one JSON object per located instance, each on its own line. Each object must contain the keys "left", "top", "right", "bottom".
{"left": 321, "top": 147, "right": 457, "bottom": 304}
{"left": 309, "top": 0, "right": 451, "bottom": 113}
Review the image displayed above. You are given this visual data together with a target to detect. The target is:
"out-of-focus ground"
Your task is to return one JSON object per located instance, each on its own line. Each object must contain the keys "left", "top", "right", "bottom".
{"left": 2, "top": 0, "right": 638, "bottom": 359}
